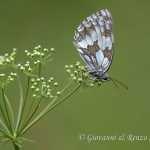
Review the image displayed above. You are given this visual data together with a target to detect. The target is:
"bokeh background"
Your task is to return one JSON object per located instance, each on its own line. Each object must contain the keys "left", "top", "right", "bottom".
{"left": 0, "top": 0, "right": 150, "bottom": 150}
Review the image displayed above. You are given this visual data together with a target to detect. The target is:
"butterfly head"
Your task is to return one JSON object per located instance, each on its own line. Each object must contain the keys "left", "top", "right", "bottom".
{"left": 89, "top": 71, "right": 109, "bottom": 82}
{"left": 101, "top": 76, "right": 109, "bottom": 82}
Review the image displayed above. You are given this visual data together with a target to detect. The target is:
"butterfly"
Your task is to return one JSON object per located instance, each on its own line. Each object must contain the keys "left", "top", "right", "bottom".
{"left": 73, "top": 9, "right": 128, "bottom": 89}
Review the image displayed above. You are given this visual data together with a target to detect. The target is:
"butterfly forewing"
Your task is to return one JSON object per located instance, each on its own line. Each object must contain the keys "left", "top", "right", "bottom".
{"left": 73, "top": 9, "right": 114, "bottom": 73}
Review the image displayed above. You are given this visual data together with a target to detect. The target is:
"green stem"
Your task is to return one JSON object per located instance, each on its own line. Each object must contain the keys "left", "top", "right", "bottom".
{"left": 0, "top": 129, "right": 12, "bottom": 139}
{"left": 43, "top": 53, "right": 52, "bottom": 61}
{"left": 15, "top": 71, "right": 24, "bottom": 133}
{"left": 16, "top": 76, "right": 30, "bottom": 133}
{"left": 17, "top": 97, "right": 35, "bottom": 134}
{"left": 5, "top": 94, "right": 15, "bottom": 131}
{"left": 0, "top": 129, "right": 15, "bottom": 144}
{"left": 32, "top": 80, "right": 73, "bottom": 119}
{"left": 19, "top": 83, "right": 80, "bottom": 136}
{"left": 2, "top": 88, "right": 13, "bottom": 135}
{"left": 0, "top": 119, "right": 9, "bottom": 133}
{"left": 17, "top": 98, "right": 42, "bottom": 136}
{"left": 13, "top": 142, "right": 20, "bottom": 150}
{"left": 39, "top": 63, "right": 41, "bottom": 78}
{"left": 0, "top": 105, "right": 10, "bottom": 132}
{"left": 44, "top": 84, "right": 81, "bottom": 116}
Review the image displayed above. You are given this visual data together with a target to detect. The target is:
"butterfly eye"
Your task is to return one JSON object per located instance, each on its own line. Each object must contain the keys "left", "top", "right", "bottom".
{"left": 101, "top": 77, "right": 108, "bottom": 82}
{"left": 103, "top": 77, "right": 108, "bottom": 81}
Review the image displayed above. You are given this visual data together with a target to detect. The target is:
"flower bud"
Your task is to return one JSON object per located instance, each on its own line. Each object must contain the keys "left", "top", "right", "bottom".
{"left": 44, "top": 48, "right": 48, "bottom": 53}
{"left": 25, "top": 50, "right": 28, "bottom": 54}
{"left": 70, "top": 65, "right": 73, "bottom": 68}
{"left": 54, "top": 82, "right": 58, "bottom": 87}
{"left": 90, "top": 83, "right": 94, "bottom": 87}
{"left": 65, "top": 65, "right": 69, "bottom": 69}
{"left": 78, "top": 78, "right": 82, "bottom": 83}
{"left": 33, "top": 94, "right": 37, "bottom": 98}
{"left": 41, "top": 77, "right": 44, "bottom": 81}
{"left": 66, "top": 69, "right": 71, "bottom": 74}
{"left": 17, "top": 64, "right": 21, "bottom": 68}
{"left": 51, "top": 48, "right": 55, "bottom": 53}
{"left": 57, "top": 91, "right": 61, "bottom": 96}
{"left": 50, "top": 77, "right": 54, "bottom": 81}
{"left": 37, "top": 78, "right": 40, "bottom": 82}
{"left": 73, "top": 77, "right": 77, "bottom": 80}
{"left": 31, "top": 78, "right": 35, "bottom": 83}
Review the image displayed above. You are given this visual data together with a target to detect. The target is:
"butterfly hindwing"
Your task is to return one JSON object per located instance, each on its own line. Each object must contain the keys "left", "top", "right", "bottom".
{"left": 73, "top": 9, "right": 114, "bottom": 73}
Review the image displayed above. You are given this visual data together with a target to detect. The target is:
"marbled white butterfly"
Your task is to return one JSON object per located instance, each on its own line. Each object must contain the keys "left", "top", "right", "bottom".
{"left": 73, "top": 9, "right": 128, "bottom": 89}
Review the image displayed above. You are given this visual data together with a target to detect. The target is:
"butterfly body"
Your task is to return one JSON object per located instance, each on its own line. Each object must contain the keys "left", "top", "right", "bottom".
{"left": 73, "top": 9, "right": 114, "bottom": 83}
{"left": 89, "top": 71, "right": 108, "bottom": 82}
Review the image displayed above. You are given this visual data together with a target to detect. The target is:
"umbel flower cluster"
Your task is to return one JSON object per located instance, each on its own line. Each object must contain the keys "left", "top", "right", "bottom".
{"left": 0, "top": 45, "right": 97, "bottom": 150}
{"left": 24, "top": 45, "right": 54, "bottom": 65}
{"left": 0, "top": 48, "right": 18, "bottom": 87}
{"left": 17, "top": 45, "right": 55, "bottom": 76}
{"left": 0, "top": 73, "right": 17, "bottom": 87}
{"left": 30, "top": 77, "right": 60, "bottom": 99}
{"left": 0, "top": 48, "right": 17, "bottom": 67}
{"left": 0, "top": 45, "right": 63, "bottom": 149}
{"left": 65, "top": 61, "right": 101, "bottom": 88}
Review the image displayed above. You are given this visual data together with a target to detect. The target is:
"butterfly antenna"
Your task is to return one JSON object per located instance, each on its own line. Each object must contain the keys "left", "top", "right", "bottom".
{"left": 109, "top": 77, "right": 128, "bottom": 90}
{"left": 108, "top": 77, "right": 118, "bottom": 91}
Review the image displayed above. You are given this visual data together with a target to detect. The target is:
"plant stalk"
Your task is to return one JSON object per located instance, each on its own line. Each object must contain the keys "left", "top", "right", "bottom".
{"left": 16, "top": 76, "right": 30, "bottom": 133}
{"left": 2, "top": 88, "right": 13, "bottom": 134}
{"left": 15, "top": 71, "right": 24, "bottom": 133}
{"left": 19, "top": 83, "right": 80, "bottom": 136}
{"left": 13, "top": 141, "right": 20, "bottom": 150}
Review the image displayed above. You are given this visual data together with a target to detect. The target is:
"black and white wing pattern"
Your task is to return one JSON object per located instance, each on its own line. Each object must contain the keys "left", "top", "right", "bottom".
{"left": 73, "top": 9, "right": 114, "bottom": 73}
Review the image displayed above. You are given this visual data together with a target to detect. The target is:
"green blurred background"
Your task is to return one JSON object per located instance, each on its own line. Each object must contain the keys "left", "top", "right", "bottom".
{"left": 0, "top": 0, "right": 150, "bottom": 149}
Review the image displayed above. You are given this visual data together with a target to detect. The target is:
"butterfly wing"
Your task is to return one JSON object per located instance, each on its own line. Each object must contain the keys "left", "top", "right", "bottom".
{"left": 73, "top": 9, "right": 114, "bottom": 73}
